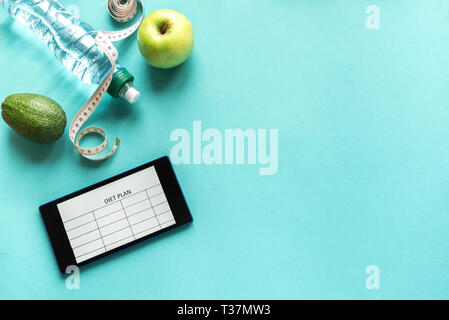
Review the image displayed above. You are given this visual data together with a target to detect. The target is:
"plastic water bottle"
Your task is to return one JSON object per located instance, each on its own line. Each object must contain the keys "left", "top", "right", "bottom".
{"left": 1, "top": 0, "right": 140, "bottom": 103}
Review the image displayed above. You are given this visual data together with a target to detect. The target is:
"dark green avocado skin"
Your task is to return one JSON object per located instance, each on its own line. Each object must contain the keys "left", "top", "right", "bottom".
{"left": 1, "top": 94, "right": 66, "bottom": 143}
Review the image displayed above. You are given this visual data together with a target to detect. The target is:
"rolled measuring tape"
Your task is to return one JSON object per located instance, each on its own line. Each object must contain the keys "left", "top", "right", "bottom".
{"left": 107, "top": 0, "right": 138, "bottom": 23}
{"left": 69, "top": 0, "right": 144, "bottom": 161}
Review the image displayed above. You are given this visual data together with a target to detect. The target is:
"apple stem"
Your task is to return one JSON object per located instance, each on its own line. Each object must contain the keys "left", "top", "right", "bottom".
{"left": 160, "top": 21, "right": 170, "bottom": 35}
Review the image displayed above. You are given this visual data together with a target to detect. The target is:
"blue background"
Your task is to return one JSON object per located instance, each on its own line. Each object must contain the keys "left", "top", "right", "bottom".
{"left": 1, "top": 0, "right": 449, "bottom": 299}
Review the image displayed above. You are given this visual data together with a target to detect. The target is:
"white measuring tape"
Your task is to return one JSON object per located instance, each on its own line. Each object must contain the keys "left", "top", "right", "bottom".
{"left": 69, "top": 0, "right": 144, "bottom": 161}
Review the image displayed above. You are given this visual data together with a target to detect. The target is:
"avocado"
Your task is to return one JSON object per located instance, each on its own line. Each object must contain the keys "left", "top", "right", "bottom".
{"left": 1, "top": 93, "right": 66, "bottom": 143}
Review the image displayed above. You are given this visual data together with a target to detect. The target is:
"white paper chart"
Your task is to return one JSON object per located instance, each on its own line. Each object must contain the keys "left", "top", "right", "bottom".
{"left": 57, "top": 166, "right": 176, "bottom": 263}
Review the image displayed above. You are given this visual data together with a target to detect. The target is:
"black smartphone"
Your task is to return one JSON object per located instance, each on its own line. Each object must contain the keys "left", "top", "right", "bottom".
{"left": 40, "top": 156, "right": 193, "bottom": 273}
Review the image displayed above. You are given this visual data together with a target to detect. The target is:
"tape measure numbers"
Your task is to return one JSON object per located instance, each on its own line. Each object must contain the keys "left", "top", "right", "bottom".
{"left": 69, "top": 0, "right": 144, "bottom": 161}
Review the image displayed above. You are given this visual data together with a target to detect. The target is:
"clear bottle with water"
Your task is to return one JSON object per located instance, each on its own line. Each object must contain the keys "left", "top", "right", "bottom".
{"left": 1, "top": 0, "right": 140, "bottom": 103}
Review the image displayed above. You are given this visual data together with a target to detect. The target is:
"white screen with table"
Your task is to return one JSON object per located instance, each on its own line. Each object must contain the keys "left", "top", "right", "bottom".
{"left": 57, "top": 166, "right": 176, "bottom": 263}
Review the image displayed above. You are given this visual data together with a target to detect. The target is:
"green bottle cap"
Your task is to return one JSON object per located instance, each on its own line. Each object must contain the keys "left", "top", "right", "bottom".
{"left": 107, "top": 68, "right": 135, "bottom": 98}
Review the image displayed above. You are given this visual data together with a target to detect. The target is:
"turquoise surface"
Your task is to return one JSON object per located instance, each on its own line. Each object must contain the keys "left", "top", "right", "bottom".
{"left": 1, "top": 0, "right": 449, "bottom": 299}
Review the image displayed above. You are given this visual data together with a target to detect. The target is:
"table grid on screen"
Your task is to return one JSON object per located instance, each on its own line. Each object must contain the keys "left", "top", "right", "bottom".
{"left": 62, "top": 183, "right": 176, "bottom": 263}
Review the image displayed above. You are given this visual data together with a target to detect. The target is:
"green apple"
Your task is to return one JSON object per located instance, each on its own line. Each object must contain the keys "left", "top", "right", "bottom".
{"left": 137, "top": 9, "right": 194, "bottom": 69}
